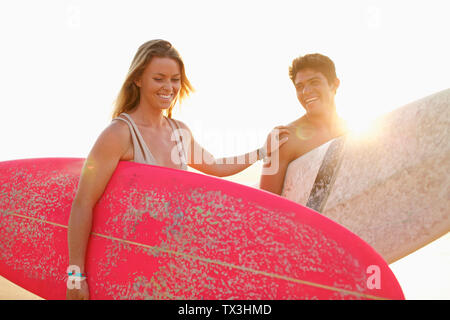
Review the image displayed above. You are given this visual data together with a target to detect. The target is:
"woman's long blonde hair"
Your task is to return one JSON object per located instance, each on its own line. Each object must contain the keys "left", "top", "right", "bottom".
{"left": 112, "top": 39, "right": 194, "bottom": 119}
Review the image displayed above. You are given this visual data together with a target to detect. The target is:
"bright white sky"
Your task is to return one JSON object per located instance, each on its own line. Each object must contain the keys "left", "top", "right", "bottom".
{"left": 1, "top": 0, "right": 449, "bottom": 162}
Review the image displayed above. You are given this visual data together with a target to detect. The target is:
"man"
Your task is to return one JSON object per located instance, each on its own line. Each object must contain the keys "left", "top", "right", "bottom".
{"left": 259, "top": 53, "right": 348, "bottom": 195}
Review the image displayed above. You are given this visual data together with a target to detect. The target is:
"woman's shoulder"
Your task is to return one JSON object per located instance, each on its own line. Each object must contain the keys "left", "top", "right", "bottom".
{"left": 84, "top": 118, "right": 132, "bottom": 163}
{"left": 170, "top": 117, "right": 191, "bottom": 132}
{"left": 94, "top": 119, "right": 131, "bottom": 149}
{"left": 108, "top": 118, "right": 131, "bottom": 136}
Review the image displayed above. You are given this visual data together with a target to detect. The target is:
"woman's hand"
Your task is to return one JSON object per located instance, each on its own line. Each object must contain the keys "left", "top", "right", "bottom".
{"left": 66, "top": 279, "right": 89, "bottom": 300}
{"left": 261, "top": 126, "right": 290, "bottom": 159}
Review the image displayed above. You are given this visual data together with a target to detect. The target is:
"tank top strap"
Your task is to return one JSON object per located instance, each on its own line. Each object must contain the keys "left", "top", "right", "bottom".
{"left": 165, "top": 117, "right": 188, "bottom": 170}
{"left": 112, "top": 113, "right": 157, "bottom": 165}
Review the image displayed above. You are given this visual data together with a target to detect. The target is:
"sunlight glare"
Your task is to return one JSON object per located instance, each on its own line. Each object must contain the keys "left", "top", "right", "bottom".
{"left": 342, "top": 110, "right": 381, "bottom": 139}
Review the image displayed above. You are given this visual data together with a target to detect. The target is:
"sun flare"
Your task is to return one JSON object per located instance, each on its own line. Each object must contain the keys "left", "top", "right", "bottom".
{"left": 341, "top": 110, "right": 381, "bottom": 138}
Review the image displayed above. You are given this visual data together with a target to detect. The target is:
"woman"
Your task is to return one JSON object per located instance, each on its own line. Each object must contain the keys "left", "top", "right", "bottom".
{"left": 66, "top": 39, "right": 287, "bottom": 300}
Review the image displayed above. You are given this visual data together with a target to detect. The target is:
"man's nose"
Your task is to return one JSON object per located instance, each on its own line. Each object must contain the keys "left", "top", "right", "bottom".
{"left": 302, "top": 84, "right": 313, "bottom": 95}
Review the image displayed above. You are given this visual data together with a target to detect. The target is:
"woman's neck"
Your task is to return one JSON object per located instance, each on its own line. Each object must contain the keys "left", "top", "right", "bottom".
{"left": 129, "top": 103, "right": 166, "bottom": 128}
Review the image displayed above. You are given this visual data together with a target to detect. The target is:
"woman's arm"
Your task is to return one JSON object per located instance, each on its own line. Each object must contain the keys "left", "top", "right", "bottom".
{"left": 66, "top": 121, "right": 130, "bottom": 300}
{"left": 176, "top": 121, "right": 288, "bottom": 177}
{"left": 190, "top": 145, "right": 263, "bottom": 177}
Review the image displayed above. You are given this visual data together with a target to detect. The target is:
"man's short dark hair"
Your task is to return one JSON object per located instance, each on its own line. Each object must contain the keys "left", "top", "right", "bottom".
{"left": 289, "top": 53, "right": 337, "bottom": 85}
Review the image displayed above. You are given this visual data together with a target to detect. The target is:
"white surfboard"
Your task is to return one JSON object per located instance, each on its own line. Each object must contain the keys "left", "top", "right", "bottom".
{"left": 282, "top": 88, "right": 450, "bottom": 263}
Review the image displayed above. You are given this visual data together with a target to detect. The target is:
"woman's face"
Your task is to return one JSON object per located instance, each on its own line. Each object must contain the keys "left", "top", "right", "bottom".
{"left": 135, "top": 56, "right": 181, "bottom": 111}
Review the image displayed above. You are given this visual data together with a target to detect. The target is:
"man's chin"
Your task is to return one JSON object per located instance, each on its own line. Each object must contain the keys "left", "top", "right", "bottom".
{"left": 306, "top": 105, "right": 321, "bottom": 115}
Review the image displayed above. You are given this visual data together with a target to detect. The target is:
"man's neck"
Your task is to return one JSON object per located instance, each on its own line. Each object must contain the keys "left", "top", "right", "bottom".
{"left": 302, "top": 106, "right": 348, "bottom": 137}
{"left": 306, "top": 108, "right": 337, "bottom": 129}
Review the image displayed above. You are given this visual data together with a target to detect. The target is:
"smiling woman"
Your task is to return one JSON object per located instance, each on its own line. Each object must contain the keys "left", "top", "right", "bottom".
{"left": 66, "top": 39, "right": 288, "bottom": 300}
{"left": 112, "top": 39, "right": 194, "bottom": 119}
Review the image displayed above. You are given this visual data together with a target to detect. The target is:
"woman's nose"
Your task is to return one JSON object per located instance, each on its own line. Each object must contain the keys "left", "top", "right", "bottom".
{"left": 161, "top": 80, "right": 173, "bottom": 91}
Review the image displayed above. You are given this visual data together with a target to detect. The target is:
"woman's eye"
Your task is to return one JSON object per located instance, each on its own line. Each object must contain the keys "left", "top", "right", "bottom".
{"left": 153, "top": 78, "right": 162, "bottom": 81}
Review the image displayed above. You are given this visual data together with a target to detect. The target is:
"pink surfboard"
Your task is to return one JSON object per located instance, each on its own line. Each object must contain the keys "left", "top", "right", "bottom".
{"left": 0, "top": 158, "right": 404, "bottom": 300}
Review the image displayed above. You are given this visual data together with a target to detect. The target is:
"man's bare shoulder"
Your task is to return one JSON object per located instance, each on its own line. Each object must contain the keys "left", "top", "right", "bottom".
{"left": 278, "top": 116, "right": 314, "bottom": 162}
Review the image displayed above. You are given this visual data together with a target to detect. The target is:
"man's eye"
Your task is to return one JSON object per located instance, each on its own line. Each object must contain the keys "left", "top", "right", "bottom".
{"left": 153, "top": 78, "right": 162, "bottom": 81}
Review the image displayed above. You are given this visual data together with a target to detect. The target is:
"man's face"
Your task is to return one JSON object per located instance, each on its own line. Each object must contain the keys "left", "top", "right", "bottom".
{"left": 294, "top": 68, "right": 339, "bottom": 117}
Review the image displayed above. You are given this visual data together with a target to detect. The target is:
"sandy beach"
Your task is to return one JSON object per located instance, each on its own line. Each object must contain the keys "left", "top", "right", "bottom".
{"left": 0, "top": 276, "right": 43, "bottom": 300}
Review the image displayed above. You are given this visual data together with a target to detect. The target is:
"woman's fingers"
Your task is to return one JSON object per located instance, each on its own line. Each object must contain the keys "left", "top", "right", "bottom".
{"left": 279, "top": 136, "right": 289, "bottom": 146}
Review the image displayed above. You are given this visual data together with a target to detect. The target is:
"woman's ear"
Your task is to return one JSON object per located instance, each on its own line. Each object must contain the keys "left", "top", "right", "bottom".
{"left": 134, "top": 78, "right": 142, "bottom": 88}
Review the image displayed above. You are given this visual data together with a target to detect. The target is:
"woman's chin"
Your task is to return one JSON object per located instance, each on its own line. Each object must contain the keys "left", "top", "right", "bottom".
{"left": 156, "top": 102, "right": 173, "bottom": 110}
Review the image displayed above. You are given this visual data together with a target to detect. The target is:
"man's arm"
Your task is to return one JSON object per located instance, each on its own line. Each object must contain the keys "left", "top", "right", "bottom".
{"left": 259, "top": 134, "right": 297, "bottom": 195}
{"left": 259, "top": 155, "right": 290, "bottom": 195}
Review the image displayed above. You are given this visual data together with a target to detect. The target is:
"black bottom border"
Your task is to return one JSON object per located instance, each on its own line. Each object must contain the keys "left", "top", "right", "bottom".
{"left": 1, "top": 299, "right": 446, "bottom": 318}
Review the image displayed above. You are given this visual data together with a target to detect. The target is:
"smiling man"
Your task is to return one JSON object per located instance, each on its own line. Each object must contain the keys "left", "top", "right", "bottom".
{"left": 259, "top": 53, "right": 348, "bottom": 195}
